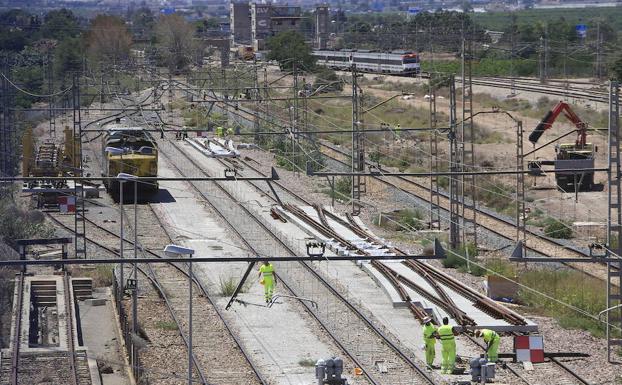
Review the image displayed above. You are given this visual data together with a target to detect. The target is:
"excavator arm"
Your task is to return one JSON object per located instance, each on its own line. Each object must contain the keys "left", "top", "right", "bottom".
{"left": 528, "top": 101, "right": 588, "bottom": 147}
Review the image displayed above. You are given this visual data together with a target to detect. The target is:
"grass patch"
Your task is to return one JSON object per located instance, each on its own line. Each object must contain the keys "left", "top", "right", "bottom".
{"left": 543, "top": 218, "right": 573, "bottom": 239}
{"left": 374, "top": 209, "right": 425, "bottom": 231}
{"left": 298, "top": 358, "right": 316, "bottom": 367}
{"left": 518, "top": 268, "right": 607, "bottom": 337}
{"left": 155, "top": 321, "right": 178, "bottom": 331}
{"left": 473, "top": 179, "right": 516, "bottom": 217}
{"left": 219, "top": 275, "right": 239, "bottom": 297}
{"left": 443, "top": 243, "right": 486, "bottom": 276}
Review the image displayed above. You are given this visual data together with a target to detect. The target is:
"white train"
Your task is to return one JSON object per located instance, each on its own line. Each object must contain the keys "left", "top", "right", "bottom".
{"left": 313, "top": 50, "right": 421, "bottom": 75}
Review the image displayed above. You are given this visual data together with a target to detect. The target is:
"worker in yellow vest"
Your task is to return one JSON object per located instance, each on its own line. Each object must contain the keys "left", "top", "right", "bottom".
{"left": 435, "top": 317, "right": 458, "bottom": 374}
{"left": 258, "top": 261, "right": 277, "bottom": 303}
{"left": 475, "top": 329, "right": 500, "bottom": 362}
{"left": 215, "top": 126, "right": 224, "bottom": 138}
{"left": 422, "top": 317, "right": 437, "bottom": 368}
{"left": 226, "top": 126, "right": 234, "bottom": 137}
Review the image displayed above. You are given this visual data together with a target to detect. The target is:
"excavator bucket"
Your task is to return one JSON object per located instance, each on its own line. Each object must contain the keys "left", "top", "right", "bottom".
{"left": 529, "top": 110, "right": 555, "bottom": 144}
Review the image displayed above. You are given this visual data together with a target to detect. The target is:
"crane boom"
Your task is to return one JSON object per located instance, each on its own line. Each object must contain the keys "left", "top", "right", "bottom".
{"left": 528, "top": 101, "right": 588, "bottom": 147}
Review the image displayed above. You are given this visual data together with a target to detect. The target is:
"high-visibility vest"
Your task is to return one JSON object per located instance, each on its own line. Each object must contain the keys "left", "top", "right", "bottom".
{"left": 423, "top": 324, "right": 437, "bottom": 341}
{"left": 482, "top": 329, "right": 498, "bottom": 344}
{"left": 437, "top": 325, "right": 455, "bottom": 342}
{"left": 260, "top": 263, "right": 274, "bottom": 278}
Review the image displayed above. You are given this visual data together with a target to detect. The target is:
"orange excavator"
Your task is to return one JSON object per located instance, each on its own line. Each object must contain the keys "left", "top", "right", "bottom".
{"left": 528, "top": 101, "right": 596, "bottom": 191}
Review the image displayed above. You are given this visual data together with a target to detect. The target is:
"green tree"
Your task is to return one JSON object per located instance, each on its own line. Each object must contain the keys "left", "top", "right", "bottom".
{"left": 312, "top": 67, "right": 343, "bottom": 93}
{"left": 610, "top": 55, "right": 622, "bottom": 81}
{"left": 155, "top": 14, "right": 196, "bottom": 73}
{"left": 86, "top": 15, "right": 132, "bottom": 67}
{"left": 40, "top": 8, "right": 80, "bottom": 41}
{"left": 54, "top": 37, "right": 83, "bottom": 78}
{"left": 266, "top": 30, "right": 315, "bottom": 71}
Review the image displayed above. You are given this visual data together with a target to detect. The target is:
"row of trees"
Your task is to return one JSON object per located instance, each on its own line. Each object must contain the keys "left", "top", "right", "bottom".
{"left": 0, "top": 7, "right": 202, "bottom": 107}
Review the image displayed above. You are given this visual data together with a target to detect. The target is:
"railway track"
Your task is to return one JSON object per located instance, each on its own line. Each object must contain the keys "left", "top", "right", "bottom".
{"left": 3, "top": 271, "right": 85, "bottom": 385}
{"left": 157, "top": 137, "right": 439, "bottom": 385}
{"left": 468, "top": 76, "right": 610, "bottom": 104}
{"left": 163, "top": 75, "right": 618, "bottom": 284}
{"left": 45, "top": 203, "right": 266, "bottom": 385}
{"left": 122, "top": 75, "right": 586, "bottom": 384}
{"left": 317, "top": 141, "right": 615, "bottom": 282}
{"left": 212, "top": 146, "right": 592, "bottom": 385}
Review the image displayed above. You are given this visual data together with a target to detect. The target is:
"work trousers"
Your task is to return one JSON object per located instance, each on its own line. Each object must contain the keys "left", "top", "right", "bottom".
{"left": 425, "top": 339, "right": 436, "bottom": 366}
{"left": 487, "top": 337, "right": 500, "bottom": 362}
{"left": 440, "top": 341, "right": 456, "bottom": 374}
{"left": 263, "top": 278, "right": 274, "bottom": 302}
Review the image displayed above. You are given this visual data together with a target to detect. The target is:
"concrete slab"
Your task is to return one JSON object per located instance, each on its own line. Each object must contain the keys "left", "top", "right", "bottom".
{"left": 79, "top": 288, "right": 130, "bottom": 385}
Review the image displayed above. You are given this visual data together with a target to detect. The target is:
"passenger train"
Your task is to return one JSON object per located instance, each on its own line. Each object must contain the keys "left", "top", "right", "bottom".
{"left": 313, "top": 50, "right": 421, "bottom": 75}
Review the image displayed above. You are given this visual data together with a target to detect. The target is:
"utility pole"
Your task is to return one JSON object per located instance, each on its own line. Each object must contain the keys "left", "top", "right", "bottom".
{"left": 292, "top": 61, "right": 299, "bottom": 172}
{"left": 596, "top": 22, "right": 603, "bottom": 80}
{"left": 72, "top": 73, "right": 87, "bottom": 259}
{"left": 461, "top": 27, "right": 477, "bottom": 250}
{"left": 606, "top": 81, "right": 621, "bottom": 363}
{"left": 428, "top": 74, "right": 441, "bottom": 230}
{"left": 351, "top": 65, "right": 364, "bottom": 215}
{"left": 253, "top": 63, "right": 260, "bottom": 142}
{"left": 448, "top": 75, "right": 460, "bottom": 249}
{"left": 46, "top": 49, "right": 56, "bottom": 136}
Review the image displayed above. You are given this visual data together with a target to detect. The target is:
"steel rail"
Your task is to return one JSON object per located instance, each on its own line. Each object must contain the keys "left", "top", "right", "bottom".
{"left": 45, "top": 213, "right": 211, "bottom": 385}
{"left": 162, "top": 137, "right": 438, "bottom": 385}
{"left": 63, "top": 273, "right": 80, "bottom": 385}
{"left": 340, "top": 214, "right": 590, "bottom": 385}
{"left": 9, "top": 272, "right": 25, "bottom": 385}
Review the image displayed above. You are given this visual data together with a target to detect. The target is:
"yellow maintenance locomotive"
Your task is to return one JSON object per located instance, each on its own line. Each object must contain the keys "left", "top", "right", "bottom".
{"left": 102, "top": 125, "right": 158, "bottom": 200}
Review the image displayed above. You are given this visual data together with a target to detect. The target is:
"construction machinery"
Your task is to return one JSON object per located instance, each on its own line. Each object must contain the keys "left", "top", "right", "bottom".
{"left": 528, "top": 101, "right": 596, "bottom": 192}
{"left": 21, "top": 126, "right": 86, "bottom": 207}
{"left": 102, "top": 124, "right": 159, "bottom": 200}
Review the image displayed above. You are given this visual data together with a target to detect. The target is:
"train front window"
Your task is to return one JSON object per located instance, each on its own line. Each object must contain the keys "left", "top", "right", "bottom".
{"left": 402, "top": 56, "right": 419, "bottom": 64}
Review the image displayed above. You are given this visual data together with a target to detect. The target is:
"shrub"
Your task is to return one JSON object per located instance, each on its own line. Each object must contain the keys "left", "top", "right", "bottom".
{"left": 219, "top": 275, "right": 239, "bottom": 296}
{"left": 543, "top": 219, "right": 573, "bottom": 239}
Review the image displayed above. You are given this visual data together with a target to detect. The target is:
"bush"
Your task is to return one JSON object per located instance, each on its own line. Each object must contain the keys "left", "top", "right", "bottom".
{"left": 374, "top": 209, "right": 425, "bottom": 231}
{"left": 219, "top": 275, "right": 239, "bottom": 296}
{"left": 543, "top": 219, "right": 573, "bottom": 239}
{"left": 0, "top": 196, "right": 54, "bottom": 249}
{"left": 312, "top": 67, "right": 343, "bottom": 93}
{"left": 441, "top": 243, "right": 487, "bottom": 276}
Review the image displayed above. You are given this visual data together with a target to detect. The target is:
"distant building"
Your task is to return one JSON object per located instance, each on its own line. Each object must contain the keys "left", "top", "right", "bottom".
{"left": 231, "top": 2, "right": 303, "bottom": 51}
{"left": 230, "top": 2, "right": 251, "bottom": 45}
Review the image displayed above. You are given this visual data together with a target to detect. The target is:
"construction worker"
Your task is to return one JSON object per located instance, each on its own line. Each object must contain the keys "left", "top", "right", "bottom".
{"left": 258, "top": 260, "right": 277, "bottom": 303}
{"left": 435, "top": 317, "right": 457, "bottom": 374}
{"left": 395, "top": 123, "right": 401, "bottom": 140}
{"left": 226, "top": 126, "right": 234, "bottom": 137}
{"left": 422, "top": 317, "right": 437, "bottom": 368}
{"left": 215, "top": 126, "right": 224, "bottom": 138}
{"left": 475, "top": 329, "right": 500, "bottom": 362}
